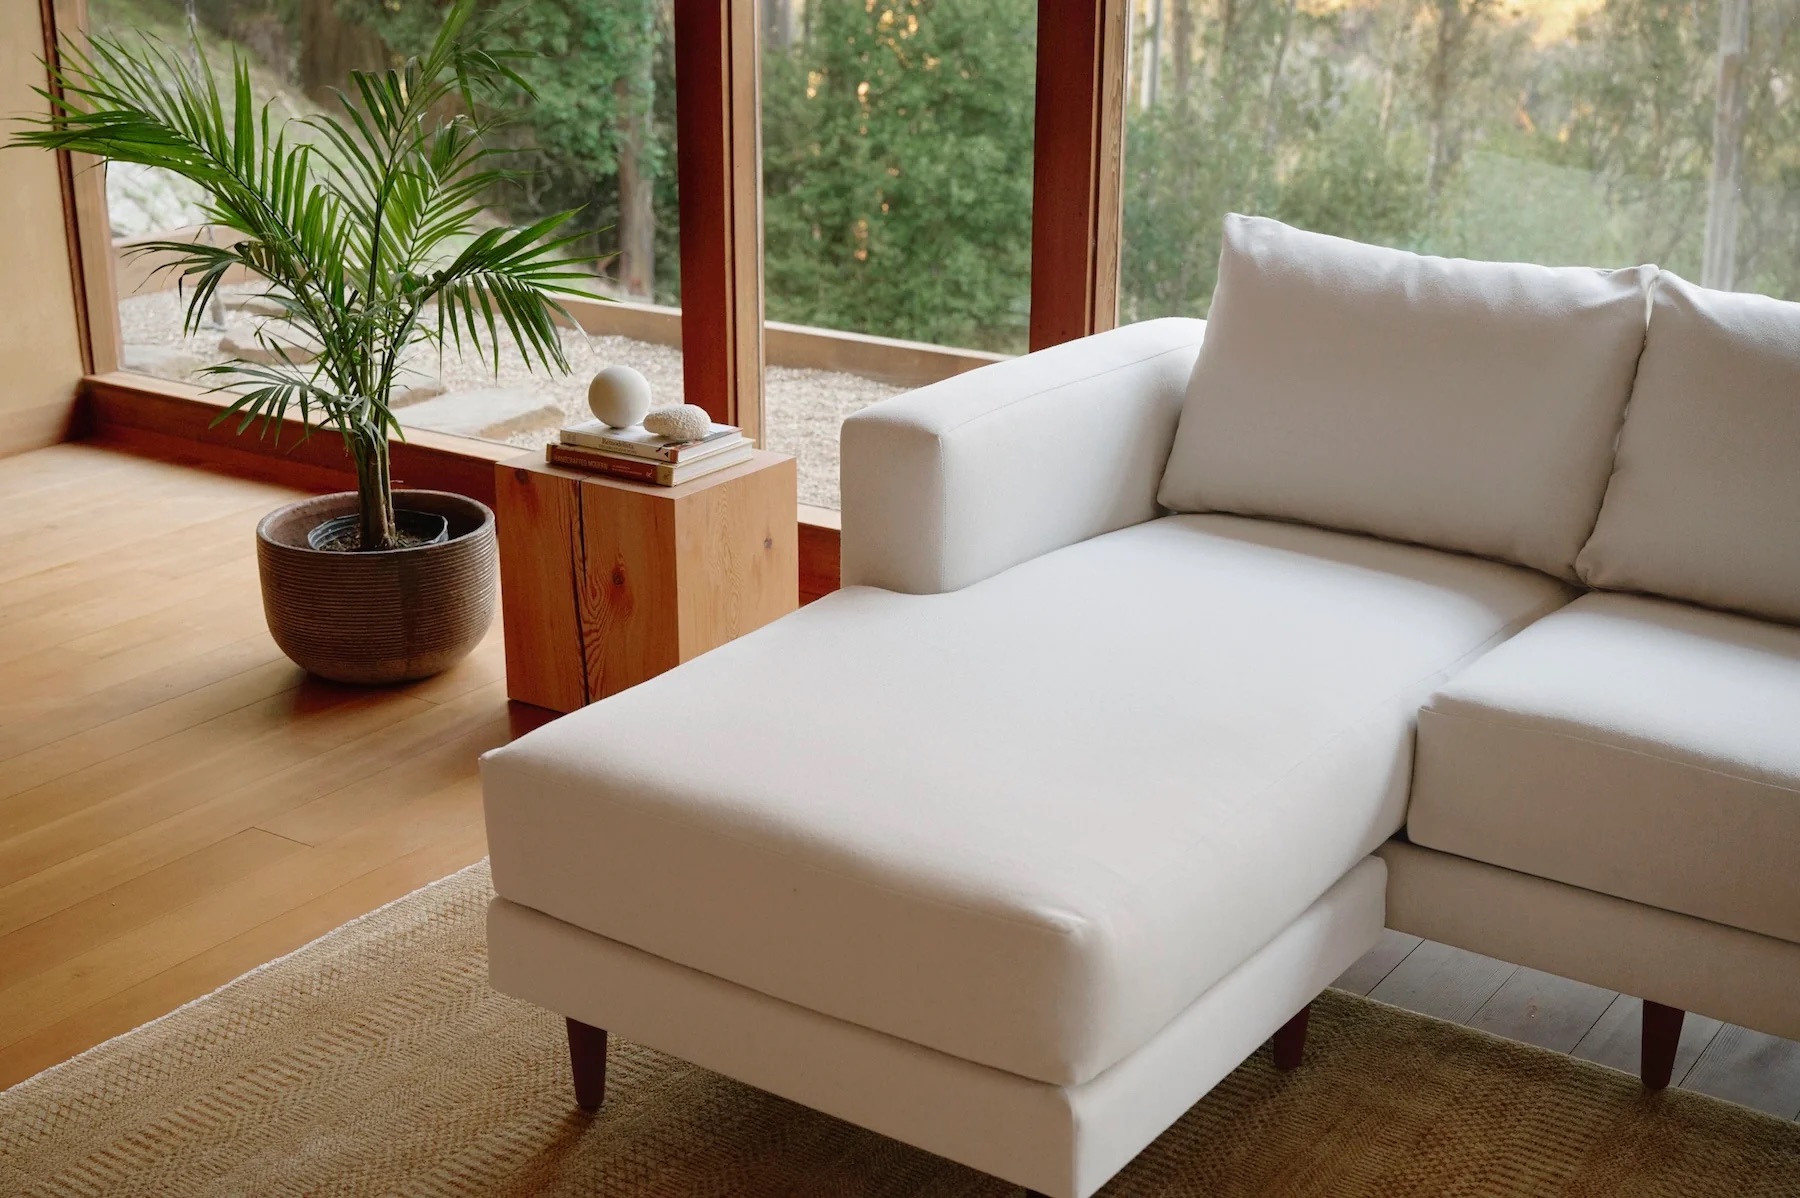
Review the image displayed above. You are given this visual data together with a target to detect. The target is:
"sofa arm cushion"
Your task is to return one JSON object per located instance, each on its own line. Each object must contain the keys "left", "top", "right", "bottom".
{"left": 840, "top": 318, "right": 1206, "bottom": 594}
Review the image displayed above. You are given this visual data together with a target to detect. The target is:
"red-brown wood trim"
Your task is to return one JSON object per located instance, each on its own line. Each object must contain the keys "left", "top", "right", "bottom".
{"left": 77, "top": 372, "right": 842, "bottom": 597}
{"left": 798, "top": 518, "right": 840, "bottom": 605}
{"left": 1028, "top": 0, "right": 1128, "bottom": 352}
{"left": 673, "top": 0, "right": 765, "bottom": 441}
{"left": 81, "top": 373, "right": 511, "bottom": 505}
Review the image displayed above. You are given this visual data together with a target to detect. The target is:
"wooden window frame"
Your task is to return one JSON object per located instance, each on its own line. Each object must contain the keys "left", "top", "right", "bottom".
{"left": 673, "top": 0, "right": 765, "bottom": 442}
{"left": 1029, "top": 0, "right": 1129, "bottom": 352}
{"left": 55, "top": 0, "right": 1129, "bottom": 601}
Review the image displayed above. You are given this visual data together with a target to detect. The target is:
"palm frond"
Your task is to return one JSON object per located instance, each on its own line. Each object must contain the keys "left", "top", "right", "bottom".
{"left": 8, "top": 0, "right": 600, "bottom": 549}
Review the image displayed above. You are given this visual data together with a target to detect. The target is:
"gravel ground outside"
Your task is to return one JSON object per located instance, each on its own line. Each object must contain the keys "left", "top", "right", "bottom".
{"left": 117, "top": 285, "right": 905, "bottom": 510}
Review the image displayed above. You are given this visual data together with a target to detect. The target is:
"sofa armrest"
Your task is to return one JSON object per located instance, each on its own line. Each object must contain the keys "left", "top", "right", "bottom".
{"left": 840, "top": 317, "right": 1206, "bottom": 594}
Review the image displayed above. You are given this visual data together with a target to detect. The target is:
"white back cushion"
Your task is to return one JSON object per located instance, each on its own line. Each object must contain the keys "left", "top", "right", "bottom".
{"left": 1577, "top": 272, "right": 1800, "bottom": 623}
{"left": 1158, "top": 215, "right": 1655, "bottom": 578}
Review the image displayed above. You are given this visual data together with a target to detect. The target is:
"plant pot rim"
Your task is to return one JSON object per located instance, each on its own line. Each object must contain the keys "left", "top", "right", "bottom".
{"left": 257, "top": 489, "right": 494, "bottom": 555}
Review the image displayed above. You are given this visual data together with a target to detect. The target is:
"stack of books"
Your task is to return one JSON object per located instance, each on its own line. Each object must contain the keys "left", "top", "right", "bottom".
{"left": 548, "top": 419, "right": 752, "bottom": 486}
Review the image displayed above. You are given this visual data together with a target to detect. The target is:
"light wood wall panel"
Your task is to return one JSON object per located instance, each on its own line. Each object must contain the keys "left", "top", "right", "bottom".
{"left": 0, "top": 1, "right": 86, "bottom": 456}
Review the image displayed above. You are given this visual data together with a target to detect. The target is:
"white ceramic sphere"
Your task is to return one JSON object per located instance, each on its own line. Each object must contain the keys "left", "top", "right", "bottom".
{"left": 587, "top": 365, "right": 653, "bottom": 428}
{"left": 643, "top": 404, "right": 712, "bottom": 442}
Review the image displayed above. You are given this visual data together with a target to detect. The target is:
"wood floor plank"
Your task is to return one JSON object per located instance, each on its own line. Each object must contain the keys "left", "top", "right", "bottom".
{"left": 1333, "top": 929, "right": 1422, "bottom": 996}
{"left": 0, "top": 501, "right": 276, "bottom": 617}
{"left": 0, "top": 777, "right": 487, "bottom": 1050}
{"left": 0, "top": 635, "right": 287, "bottom": 763}
{"left": 0, "top": 590, "right": 270, "bottom": 712}
{"left": 0, "top": 820, "right": 489, "bottom": 1088}
{"left": 0, "top": 829, "right": 304, "bottom": 987}
{"left": 1465, "top": 967, "right": 1617, "bottom": 1054}
{"left": 0, "top": 679, "right": 507, "bottom": 938}
{"left": 1367, "top": 940, "right": 1517, "bottom": 1024}
{"left": 0, "top": 558, "right": 259, "bottom": 665}
{"left": 1571, "top": 993, "right": 1723, "bottom": 1085}
{"left": 258, "top": 706, "right": 511, "bottom": 846}
{"left": 1681, "top": 1023, "right": 1800, "bottom": 1119}
{"left": 0, "top": 686, "right": 431, "bottom": 873}
{"left": 0, "top": 657, "right": 304, "bottom": 798}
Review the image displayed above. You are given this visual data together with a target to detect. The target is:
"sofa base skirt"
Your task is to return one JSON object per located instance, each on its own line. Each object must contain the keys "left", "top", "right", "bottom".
{"left": 486, "top": 856, "right": 1386, "bottom": 1198}
{"left": 1378, "top": 839, "right": 1800, "bottom": 1042}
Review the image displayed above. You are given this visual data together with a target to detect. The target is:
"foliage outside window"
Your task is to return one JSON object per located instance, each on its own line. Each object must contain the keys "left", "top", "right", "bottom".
{"left": 1123, "top": 0, "right": 1800, "bottom": 320}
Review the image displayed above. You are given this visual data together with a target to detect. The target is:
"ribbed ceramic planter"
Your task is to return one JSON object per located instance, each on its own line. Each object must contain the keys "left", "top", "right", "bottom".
{"left": 256, "top": 490, "right": 497, "bottom": 685}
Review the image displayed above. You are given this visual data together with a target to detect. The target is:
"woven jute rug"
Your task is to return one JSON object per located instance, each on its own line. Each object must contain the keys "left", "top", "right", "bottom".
{"left": 4, "top": 863, "right": 1797, "bottom": 1197}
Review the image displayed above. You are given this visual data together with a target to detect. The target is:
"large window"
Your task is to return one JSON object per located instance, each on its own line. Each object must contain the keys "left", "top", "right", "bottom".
{"left": 760, "top": 0, "right": 1039, "bottom": 509}
{"left": 1122, "top": 0, "right": 1800, "bottom": 319}
{"left": 92, "top": 0, "right": 687, "bottom": 451}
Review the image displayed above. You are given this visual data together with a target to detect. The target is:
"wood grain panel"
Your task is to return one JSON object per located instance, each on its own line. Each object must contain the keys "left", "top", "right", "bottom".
{"left": 673, "top": 454, "right": 797, "bottom": 653}
{"left": 496, "top": 452, "right": 797, "bottom": 712}
{"left": 494, "top": 463, "right": 587, "bottom": 712}
{"left": 0, "top": 0, "right": 86, "bottom": 457}
{"left": 578, "top": 480, "right": 682, "bottom": 700}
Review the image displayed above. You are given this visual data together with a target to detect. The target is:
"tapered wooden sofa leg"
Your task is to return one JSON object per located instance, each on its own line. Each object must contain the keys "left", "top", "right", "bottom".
{"left": 567, "top": 1017, "right": 609, "bottom": 1111}
{"left": 1273, "top": 1002, "right": 1311, "bottom": 1071}
{"left": 1641, "top": 1000, "right": 1685, "bottom": 1091}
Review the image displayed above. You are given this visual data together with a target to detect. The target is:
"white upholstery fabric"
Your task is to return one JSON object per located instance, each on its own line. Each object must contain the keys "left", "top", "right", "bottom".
{"left": 482, "top": 514, "right": 1569, "bottom": 1087}
{"left": 1379, "top": 840, "right": 1800, "bottom": 1042}
{"left": 840, "top": 317, "right": 1205, "bottom": 595}
{"left": 487, "top": 859, "right": 1386, "bottom": 1198}
{"left": 1407, "top": 592, "right": 1800, "bottom": 943}
{"left": 1158, "top": 215, "right": 1655, "bottom": 579}
{"left": 1577, "top": 271, "right": 1800, "bottom": 623}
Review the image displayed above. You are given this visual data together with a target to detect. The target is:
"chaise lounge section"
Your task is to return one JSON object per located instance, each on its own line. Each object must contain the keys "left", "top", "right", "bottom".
{"left": 482, "top": 217, "right": 1800, "bottom": 1197}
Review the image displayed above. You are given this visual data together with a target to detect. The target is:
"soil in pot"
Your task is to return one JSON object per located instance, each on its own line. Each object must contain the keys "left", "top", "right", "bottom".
{"left": 307, "top": 509, "right": 451, "bottom": 552}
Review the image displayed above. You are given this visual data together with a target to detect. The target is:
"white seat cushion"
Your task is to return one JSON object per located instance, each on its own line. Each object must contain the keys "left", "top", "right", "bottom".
{"left": 1158, "top": 214, "right": 1654, "bottom": 579}
{"left": 482, "top": 515, "right": 1570, "bottom": 1086}
{"left": 1577, "top": 271, "right": 1800, "bottom": 624}
{"left": 1409, "top": 592, "right": 1800, "bottom": 944}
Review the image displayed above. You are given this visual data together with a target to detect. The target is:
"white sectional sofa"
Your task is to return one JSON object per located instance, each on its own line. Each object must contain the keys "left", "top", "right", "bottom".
{"left": 482, "top": 215, "right": 1800, "bottom": 1198}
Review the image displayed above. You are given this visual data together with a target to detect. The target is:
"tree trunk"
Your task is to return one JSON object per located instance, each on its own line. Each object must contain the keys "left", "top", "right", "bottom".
{"left": 1703, "top": 0, "right": 1750, "bottom": 290}
{"left": 1262, "top": 0, "right": 1299, "bottom": 156}
{"left": 349, "top": 425, "right": 398, "bottom": 551}
{"left": 1425, "top": 0, "right": 1478, "bottom": 197}
{"left": 1171, "top": 0, "right": 1196, "bottom": 105}
{"left": 299, "top": 0, "right": 388, "bottom": 106}
{"left": 764, "top": 0, "right": 795, "bottom": 51}
{"left": 1139, "top": 0, "right": 1164, "bottom": 110}
{"left": 614, "top": 64, "right": 656, "bottom": 300}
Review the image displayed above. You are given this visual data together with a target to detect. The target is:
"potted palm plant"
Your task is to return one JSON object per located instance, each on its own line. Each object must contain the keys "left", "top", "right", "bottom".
{"left": 13, "top": 0, "right": 593, "bottom": 684}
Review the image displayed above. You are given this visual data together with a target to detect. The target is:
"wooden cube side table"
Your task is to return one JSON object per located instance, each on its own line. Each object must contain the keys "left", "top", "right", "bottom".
{"left": 495, "top": 450, "right": 798, "bottom": 713}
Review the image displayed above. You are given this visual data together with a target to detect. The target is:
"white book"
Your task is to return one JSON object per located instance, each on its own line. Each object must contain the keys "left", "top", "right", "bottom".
{"left": 560, "top": 419, "right": 741, "bottom": 462}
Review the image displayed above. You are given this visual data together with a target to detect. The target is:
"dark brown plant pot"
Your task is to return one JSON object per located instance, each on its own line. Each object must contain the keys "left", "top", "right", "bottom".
{"left": 256, "top": 490, "right": 497, "bottom": 685}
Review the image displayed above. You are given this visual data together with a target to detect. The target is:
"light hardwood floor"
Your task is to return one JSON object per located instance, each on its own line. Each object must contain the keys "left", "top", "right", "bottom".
{"left": 0, "top": 442, "right": 533, "bottom": 1088}
{"left": 3, "top": 441, "right": 1796, "bottom": 1124}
